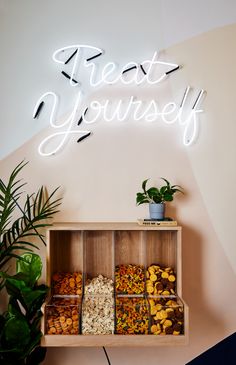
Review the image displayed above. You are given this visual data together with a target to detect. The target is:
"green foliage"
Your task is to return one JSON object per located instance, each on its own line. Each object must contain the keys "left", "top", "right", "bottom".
{"left": 136, "top": 177, "right": 184, "bottom": 205}
{"left": 0, "top": 161, "right": 61, "bottom": 364}
{"left": 0, "top": 160, "right": 61, "bottom": 287}
{"left": 0, "top": 253, "right": 48, "bottom": 365}
{"left": 16, "top": 253, "right": 42, "bottom": 287}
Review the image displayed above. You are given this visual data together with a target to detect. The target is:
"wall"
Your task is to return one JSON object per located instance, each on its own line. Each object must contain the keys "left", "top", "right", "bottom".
{"left": 0, "top": 1, "right": 236, "bottom": 364}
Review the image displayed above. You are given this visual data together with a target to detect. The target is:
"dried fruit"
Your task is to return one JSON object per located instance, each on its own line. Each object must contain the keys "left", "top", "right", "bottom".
{"left": 46, "top": 297, "right": 81, "bottom": 335}
{"left": 146, "top": 265, "right": 176, "bottom": 295}
{"left": 115, "top": 264, "right": 145, "bottom": 294}
{"left": 148, "top": 297, "right": 184, "bottom": 335}
{"left": 116, "top": 297, "right": 149, "bottom": 335}
{"left": 52, "top": 272, "right": 82, "bottom": 295}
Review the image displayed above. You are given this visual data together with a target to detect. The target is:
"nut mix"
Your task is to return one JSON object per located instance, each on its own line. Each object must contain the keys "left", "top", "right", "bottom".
{"left": 52, "top": 272, "right": 83, "bottom": 295}
{"left": 148, "top": 297, "right": 184, "bottom": 335}
{"left": 115, "top": 264, "right": 145, "bottom": 294}
{"left": 146, "top": 264, "right": 176, "bottom": 295}
{"left": 46, "top": 297, "right": 80, "bottom": 335}
{"left": 116, "top": 297, "right": 149, "bottom": 335}
{"left": 82, "top": 275, "right": 114, "bottom": 334}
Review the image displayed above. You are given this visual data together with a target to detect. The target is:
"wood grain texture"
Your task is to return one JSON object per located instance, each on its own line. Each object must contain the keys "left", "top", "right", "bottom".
{"left": 50, "top": 222, "right": 181, "bottom": 231}
{"left": 115, "top": 230, "right": 145, "bottom": 266}
{"left": 41, "top": 333, "right": 188, "bottom": 347}
{"left": 84, "top": 230, "right": 114, "bottom": 280}
{"left": 47, "top": 230, "right": 83, "bottom": 287}
{"left": 43, "top": 223, "right": 187, "bottom": 346}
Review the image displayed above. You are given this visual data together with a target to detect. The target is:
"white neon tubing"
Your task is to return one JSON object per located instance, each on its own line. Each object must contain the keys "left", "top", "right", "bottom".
{"left": 144, "top": 100, "right": 160, "bottom": 122}
{"left": 161, "top": 102, "right": 178, "bottom": 124}
{"left": 37, "top": 91, "right": 89, "bottom": 156}
{"left": 141, "top": 51, "right": 179, "bottom": 85}
{"left": 119, "top": 62, "right": 140, "bottom": 85}
{"left": 53, "top": 45, "right": 104, "bottom": 87}
{"left": 178, "top": 86, "right": 191, "bottom": 125}
{"left": 192, "top": 89, "right": 205, "bottom": 110}
{"left": 38, "top": 129, "right": 91, "bottom": 157}
{"left": 78, "top": 96, "right": 203, "bottom": 127}
{"left": 110, "top": 96, "right": 135, "bottom": 121}
{"left": 52, "top": 44, "right": 103, "bottom": 64}
{"left": 52, "top": 46, "right": 180, "bottom": 88}
{"left": 84, "top": 61, "right": 119, "bottom": 87}
{"left": 33, "top": 92, "right": 59, "bottom": 127}
{"left": 182, "top": 111, "right": 197, "bottom": 146}
{"left": 82, "top": 100, "right": 102, "bottom": 124}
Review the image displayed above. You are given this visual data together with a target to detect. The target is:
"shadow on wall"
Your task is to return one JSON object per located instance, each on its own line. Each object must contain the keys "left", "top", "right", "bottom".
{"left": 181, "top": 223, "right": 227, "bottom": 355}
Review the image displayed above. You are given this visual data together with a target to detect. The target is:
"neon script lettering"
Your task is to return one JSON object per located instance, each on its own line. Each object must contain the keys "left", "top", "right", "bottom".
{"left": 34, "top": 45, "right": 205, "bottom": 156}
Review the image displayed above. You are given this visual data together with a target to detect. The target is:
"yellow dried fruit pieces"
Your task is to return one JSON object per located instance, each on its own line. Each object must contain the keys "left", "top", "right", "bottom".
{"left": 150, "top": 274, "right": 157, "bottom": 282}
{"left": 116, "top": 297, "right": 149, "bottom": 335}
{"left": 149, "top": 299, "right": 155, "bottom": 307}
{"left": 115, "top": 264, "right": 145, "bottom": 295}
{"left": 148, "top": 297, "right": 184, "bottom": 336}
{"left": 163, "top": 319, "right": 172, "bottom": 328}
{"left": 52, "top": 272, "right": 83, "bottom": 295}
{"left": 161, "top": 272, "right": 169, "bottom": 279}
{"left": 168, "top": 275, "right": 176, "bottom": 282}
{"left": 151, "top": 325, "right": 158, "bottom": 333}
{"left": 162, "top": 290, "right": 170, "bottom": 295}
{"left": 147, "top": 285, "right": 154, "bottom": 294}
{"left": 155, "top": 310, "right": 168, "bottom": 320}
{"left": 146, "top": 264, "right": 176, "bottom": 295}
{"left": 173, "top": 331, "right": 180, "bottom": 335}
{"left": 46, "top": 297, "right": 80, "bottom": 335}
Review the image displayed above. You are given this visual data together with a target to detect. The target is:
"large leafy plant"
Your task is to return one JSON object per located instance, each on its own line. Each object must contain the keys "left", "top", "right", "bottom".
{"left": 0, "top": 253, "right": 48, "bottom": 365}
{"left": 0, "top": 160, "right": 61, "bottom": 286}
{"left": 136, "top": 178, "right": 183, "bottom": 205}
{"left": 0, "top": 161, "right": 61, "bottom": 364}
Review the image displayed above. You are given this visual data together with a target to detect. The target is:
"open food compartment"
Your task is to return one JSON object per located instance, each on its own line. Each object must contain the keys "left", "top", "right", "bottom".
{"left": 41, "top": 222, "right": 188, "bottom": 346}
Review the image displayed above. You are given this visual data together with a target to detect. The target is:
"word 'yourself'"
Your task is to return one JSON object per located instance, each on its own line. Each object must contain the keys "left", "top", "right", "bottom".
{"left": 33, "top": 45, "right": 205, "bottom": 156}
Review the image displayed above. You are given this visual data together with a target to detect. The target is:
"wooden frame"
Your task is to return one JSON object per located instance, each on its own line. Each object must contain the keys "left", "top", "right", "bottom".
{"left": 42, "top": 222, "right": 188, "bottom": 346}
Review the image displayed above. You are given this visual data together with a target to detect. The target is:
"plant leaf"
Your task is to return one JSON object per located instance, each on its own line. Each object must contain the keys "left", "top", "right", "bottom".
{"left": 2, "top": 315, "right": 31, "bottom": 350}
{"left": 16, "top": 253, "right": 42, "bottom": 287}
{"left": 142, "top": 179, "right": 149, "bottom": 193}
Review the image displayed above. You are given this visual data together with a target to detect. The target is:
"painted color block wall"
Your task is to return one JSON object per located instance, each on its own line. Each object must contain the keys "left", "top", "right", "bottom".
{"left": 0, "top": 1, "right": 236, "bottom": 364}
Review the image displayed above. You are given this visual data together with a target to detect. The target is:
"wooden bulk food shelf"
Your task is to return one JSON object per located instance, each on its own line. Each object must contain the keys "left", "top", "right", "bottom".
{"left": 41, "top": 222, "right": 189, "bottom": 347}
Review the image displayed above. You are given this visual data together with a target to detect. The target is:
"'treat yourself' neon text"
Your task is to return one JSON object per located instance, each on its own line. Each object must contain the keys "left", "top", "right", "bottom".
{"left": 33, "top": 45, "right": 205, "bottom": 156}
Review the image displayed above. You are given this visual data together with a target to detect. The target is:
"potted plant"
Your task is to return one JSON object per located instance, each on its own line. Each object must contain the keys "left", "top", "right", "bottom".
{"left": 0, "top": 253, "right": 48, "bottom": 365}
{"left": 0, "top": 160, "right": 61, "bottom": 364}
{"left": 136, "top": 178, "right": 183, "bottom": 219}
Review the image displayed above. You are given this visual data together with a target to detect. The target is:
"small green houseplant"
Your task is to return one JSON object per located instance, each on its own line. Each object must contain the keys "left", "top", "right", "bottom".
{"left": 136, "top": 178, "right": 183, "bottom": 219}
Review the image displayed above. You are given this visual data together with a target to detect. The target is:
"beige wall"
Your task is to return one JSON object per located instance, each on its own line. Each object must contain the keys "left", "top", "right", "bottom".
{"left": 1, "top": 24, "right": 236, "bottom": 365}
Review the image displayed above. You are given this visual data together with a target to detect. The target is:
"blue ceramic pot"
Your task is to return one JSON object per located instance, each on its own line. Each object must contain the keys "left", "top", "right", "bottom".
{"left": 149, "top": 203, "right": 165, "bottom": 220}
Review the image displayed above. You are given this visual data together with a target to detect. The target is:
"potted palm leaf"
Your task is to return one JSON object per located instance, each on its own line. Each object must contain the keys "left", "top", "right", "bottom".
{"left": 0, "top": 160, "right": 61, "bottom": 364}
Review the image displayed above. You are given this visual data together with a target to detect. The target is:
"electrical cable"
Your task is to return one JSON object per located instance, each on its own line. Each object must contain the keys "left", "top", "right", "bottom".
{"left": 103, "top": 346, "right": 111, "bottom": 365}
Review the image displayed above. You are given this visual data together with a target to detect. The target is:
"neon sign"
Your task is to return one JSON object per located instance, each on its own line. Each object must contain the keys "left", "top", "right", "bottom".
{"left": 33, "top": 45, "right": 205, "bottom": 156}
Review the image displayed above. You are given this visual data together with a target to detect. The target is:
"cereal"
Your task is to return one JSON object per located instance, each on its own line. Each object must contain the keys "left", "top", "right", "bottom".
{"left": 116, "top": 297, "right": 149, "bottom": 335}
{"left": 84, "top": 274, "right": 113, "bottom": 295}
{"left": 82, "top": 296, "right": 114, "bottom": 335}
{"left": 148, "top": 297, "right": 184, "bottom": 335}
{"left": 82, "top": 275, "right": 114, "bottom": 335}
{"left": 146, "top": 265, "right": 176, "bottom": 295}
{"left": 115, "top": 264, "right": 145, "bottom": 294}
{"left": 52, "top": 272, "right": 82, "bottom": 295}
{"left": 46, "top": 297, "right": 81, "bottom": 335}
